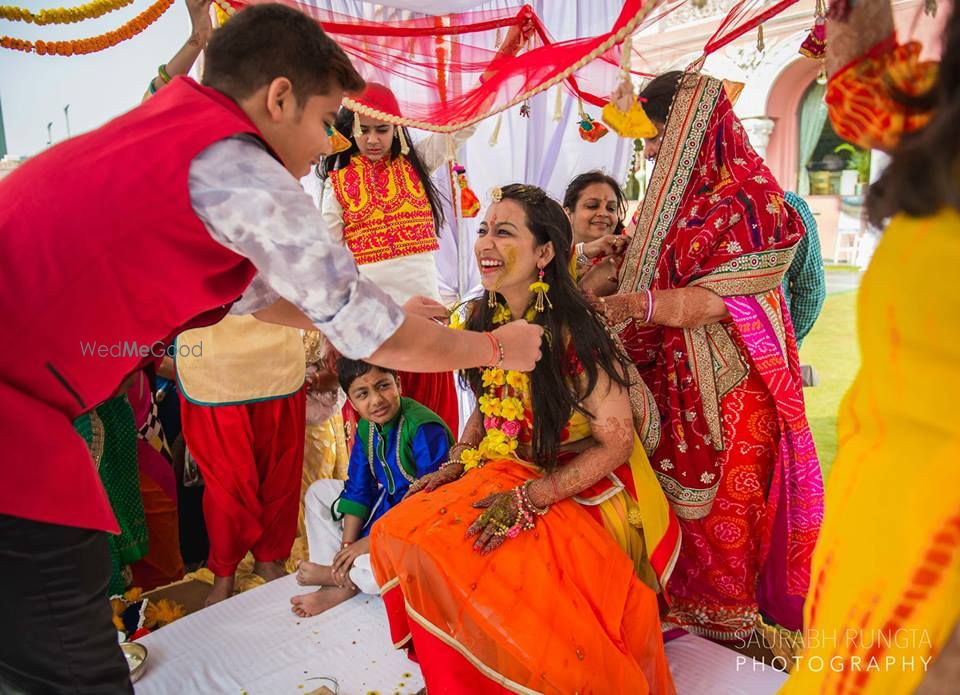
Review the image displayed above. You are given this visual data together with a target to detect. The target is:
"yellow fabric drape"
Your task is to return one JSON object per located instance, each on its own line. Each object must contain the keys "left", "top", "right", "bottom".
{"left": 781, "top": 209, "right": 960, "bottom": 694}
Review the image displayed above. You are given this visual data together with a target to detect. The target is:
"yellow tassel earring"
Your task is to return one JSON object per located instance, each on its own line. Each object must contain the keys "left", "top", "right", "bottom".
{"left": 529, "top": 267, "right": 552, "bottom": 314}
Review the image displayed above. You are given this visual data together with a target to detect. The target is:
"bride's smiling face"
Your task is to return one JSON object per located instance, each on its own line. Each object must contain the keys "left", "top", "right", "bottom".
{"left": 475, "top": 199, "right": 553, "bottom": 295}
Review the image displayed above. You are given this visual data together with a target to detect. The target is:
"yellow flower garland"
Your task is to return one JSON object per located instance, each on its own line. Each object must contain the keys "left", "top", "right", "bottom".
{"left": 0, "top": 0, "right": 132, "bottom": 25}
{"left": 461, "top": 301, "right": 536, "bottom": 473}
{"left": 1, "top": 0, "right": 172, "bottom": 55}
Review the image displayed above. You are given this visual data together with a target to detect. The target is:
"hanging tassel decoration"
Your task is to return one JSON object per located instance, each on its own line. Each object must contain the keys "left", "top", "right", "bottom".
{"left": 519, "top": 99, "right": 531, "bottom": 118}
{"left": 757, "top": 24, "right": 765, "bottom": 52}
{"left": 396, "top": 125, "right": 410, "bottom": 155}
{"left": 529, "top": 269, "right": 553, "bottom": 314}
{"left": 799, "top": 16, "right": 827, "bottom": 59}
{"left": 488, "top": 112, "right": 503, "bottom": 146}
{"left": 924, "top": 0, "right": 937, "bottom": 16}
{"left": 553, "top": 86, "right": 563, "bottom": 122}
{"left": 352, "top": 111, "right": 363, "bottom": 139}
{"left": 577, "top": 97, "right": 608, "bottom": 142}
{"left": 600, "top": 33, "right": 655, "bottom": 139}
{"left": 453, "top": 163, "right": 480, "bottom": 218}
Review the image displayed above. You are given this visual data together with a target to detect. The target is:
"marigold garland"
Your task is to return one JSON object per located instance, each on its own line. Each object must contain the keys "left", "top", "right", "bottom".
{"left": 1, "top": 0, "right": 173, "bottom": 55}
{"left": 0, "top": 0, "right": 132, "bottom": 26}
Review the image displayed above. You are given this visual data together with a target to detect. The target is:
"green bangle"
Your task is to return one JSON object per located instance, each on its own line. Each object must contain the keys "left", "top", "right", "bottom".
{"left": 147, "top": 78, "right": 158, "bottom": 95}
{"left": 158, "top": 63, "right": 172, "bottom": 84}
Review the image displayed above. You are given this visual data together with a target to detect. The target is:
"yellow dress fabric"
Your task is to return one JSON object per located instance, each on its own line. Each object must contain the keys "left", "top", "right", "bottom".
{"left": 782, "top": 209, "right": 960, "bottom": 693}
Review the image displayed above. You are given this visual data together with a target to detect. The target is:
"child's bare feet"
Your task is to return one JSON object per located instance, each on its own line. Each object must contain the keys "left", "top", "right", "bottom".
{"left": 253, "top": 559, "right": 287, "bottom": 582}
{"left": 205, "top": 574, "right": 235, "bottom": 607}
{"left": 290, "top": 586, "right": 358, "bottom": 617}
{"left": 296, "top": 560, "right": 336, "bottom": 586}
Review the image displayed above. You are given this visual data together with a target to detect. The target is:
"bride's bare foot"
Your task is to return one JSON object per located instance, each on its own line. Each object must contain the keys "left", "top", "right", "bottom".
{"left": 290, "top": 586, "right": 358, "bottom": 618}
{"left": 253, "top": 559, "right": 287, "bottom": 582}
{"left": 205, "top": 574, "right": 235, "bottom": 607}
{"left": 296, "top": 560, "right": 335, "bottom": 586}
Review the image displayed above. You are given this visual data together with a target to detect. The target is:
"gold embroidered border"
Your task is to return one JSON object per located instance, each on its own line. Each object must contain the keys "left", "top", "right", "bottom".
{"left": 573, "top": 472, "right": 625, "bottom": 506}
{"left": 619, "top": 74, "right": 723, "bottom": 293}
{"left": 706, "top": 322, "right": 748, "bottom": 400}
{"left": 379, "top": 576, "right": 401, "bottom": 595}
{"left": 404, "top": 600, "right": 544, "bottom": 695}
{"left": 89, "top": 410, "right": 105, "bottom": 469}
{"left": 655, "top": 472, "right": 719, "bottom": 519}
{"left": 759, "top": 290, "right": 788, "bottom": 358}
{"left": 690, "top": 244, "right": 797, "bottom": 297}
{"left": 684, "top": 326, "right": 724, "bottom": 452}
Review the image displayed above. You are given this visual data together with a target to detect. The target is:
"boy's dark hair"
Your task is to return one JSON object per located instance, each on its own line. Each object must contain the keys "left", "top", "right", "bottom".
{"left": 202, "top": 4, "right": 365, "bottom": 104}
{"left": 336, "top": 357, "right": 397, "bottom": 394}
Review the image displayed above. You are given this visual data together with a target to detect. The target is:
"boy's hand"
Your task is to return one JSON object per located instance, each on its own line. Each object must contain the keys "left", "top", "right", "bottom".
{"left": 403, "top": 295, "right": 449, "bottom": 323}
{"left": 331, "top": 536, "right": 370, "bottom": 586}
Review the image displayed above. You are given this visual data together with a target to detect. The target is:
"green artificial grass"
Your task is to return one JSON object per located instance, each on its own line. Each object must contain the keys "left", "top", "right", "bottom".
{"left": 823, "top": 264, "right": 862, "bottom": 273}
{"left": 799, "top": 290, "right": 860, "bottom": 482}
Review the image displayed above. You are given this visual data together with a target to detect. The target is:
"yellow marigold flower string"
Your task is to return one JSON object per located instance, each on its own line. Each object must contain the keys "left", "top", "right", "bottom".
{"left": 0, "top": 0, "right": 133, "bottom": 26}
{"left": 1, "top": 0, "right": 173, "bottom": 55}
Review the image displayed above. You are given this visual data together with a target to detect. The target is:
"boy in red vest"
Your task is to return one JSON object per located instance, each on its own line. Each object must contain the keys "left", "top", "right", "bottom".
{"left": 0, "top": 5, "right": 541, "bottom": 692}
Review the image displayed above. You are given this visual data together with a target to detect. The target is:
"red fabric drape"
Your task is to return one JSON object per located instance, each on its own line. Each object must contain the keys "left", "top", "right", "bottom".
{"left": 214, "top": 0, "right": 800, "bottom": 130}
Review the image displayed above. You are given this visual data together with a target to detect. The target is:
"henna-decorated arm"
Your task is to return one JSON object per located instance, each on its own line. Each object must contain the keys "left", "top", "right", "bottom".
{"left": 525, "top": 368, "right": 634, "bottom": 508}
{"left": 405, "top": 408, "right": 484, "bottom": 498}
{"left": 453, "top": 408, "right": 484, "bottom": 455}
{"left": 595, "top": 286, "right": 728, "bottom": 329}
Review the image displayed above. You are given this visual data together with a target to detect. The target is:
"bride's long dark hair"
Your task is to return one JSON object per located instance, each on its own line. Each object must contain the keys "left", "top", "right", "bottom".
{"left": 461, "top": 184, "right": 630, "bottom": 471}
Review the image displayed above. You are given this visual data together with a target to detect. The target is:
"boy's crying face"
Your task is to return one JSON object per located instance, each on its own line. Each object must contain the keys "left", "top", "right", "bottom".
{"left": 347, "top": 368, "right": 401, "bottom": 426}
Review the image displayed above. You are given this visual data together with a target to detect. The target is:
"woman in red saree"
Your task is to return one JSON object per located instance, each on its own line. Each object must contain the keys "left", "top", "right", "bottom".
{"left": 591, "top": 72, "right": 824, "bottom": 643}
{"left": 370, "top": 184, "right": 679, "bottom": 694}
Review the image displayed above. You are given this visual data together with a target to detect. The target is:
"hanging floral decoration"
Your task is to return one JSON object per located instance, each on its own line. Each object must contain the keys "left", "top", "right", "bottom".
{"left": 453, "top": 163, "right": 481, "bottom": 218}
{"left": 0, "top": 0, "right": 133, "bottom": 25}
{"left": 800, "top": 0, "right": 827, "bottom": 60}
{"left": 1, "top": 0, "right": 173, "bottom": 55}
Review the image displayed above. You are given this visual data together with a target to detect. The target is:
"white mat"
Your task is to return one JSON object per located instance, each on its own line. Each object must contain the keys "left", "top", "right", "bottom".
{"left": 134, "top": 575, "right": 787, "bottom": 694}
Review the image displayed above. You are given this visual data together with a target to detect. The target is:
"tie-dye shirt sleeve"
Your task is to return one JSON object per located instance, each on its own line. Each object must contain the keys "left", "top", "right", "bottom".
{"left": 188, "top": 135, "right": 405, "bottom": 359}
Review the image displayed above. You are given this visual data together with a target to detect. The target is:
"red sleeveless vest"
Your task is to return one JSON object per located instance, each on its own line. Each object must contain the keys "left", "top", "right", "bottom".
{"left": 0, "top": 78, "right": 265, "bottom": 532}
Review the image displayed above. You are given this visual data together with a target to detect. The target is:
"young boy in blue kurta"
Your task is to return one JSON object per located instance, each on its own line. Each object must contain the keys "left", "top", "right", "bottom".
{"left": 291, "top": 358, "right": 451, "bottom": 617}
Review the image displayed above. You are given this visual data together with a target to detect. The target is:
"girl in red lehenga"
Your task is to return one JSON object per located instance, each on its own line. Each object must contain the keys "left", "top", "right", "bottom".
{"left": 588, "top": 72, "right": 824, "bottom": 644}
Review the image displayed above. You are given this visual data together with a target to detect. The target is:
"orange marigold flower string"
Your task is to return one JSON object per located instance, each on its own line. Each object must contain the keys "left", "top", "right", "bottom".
{"left": 0, "top": 0, "right": 173, "bottom": 55}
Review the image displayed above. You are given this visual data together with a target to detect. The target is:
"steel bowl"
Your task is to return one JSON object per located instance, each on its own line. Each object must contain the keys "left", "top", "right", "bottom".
{"left": 120, "top": 641, "right": 148, "bottom": 683}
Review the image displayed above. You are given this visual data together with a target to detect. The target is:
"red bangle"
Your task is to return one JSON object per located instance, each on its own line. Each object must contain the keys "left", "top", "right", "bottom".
{"left": 483, "top": 332, "right": 503, "bottom": 368}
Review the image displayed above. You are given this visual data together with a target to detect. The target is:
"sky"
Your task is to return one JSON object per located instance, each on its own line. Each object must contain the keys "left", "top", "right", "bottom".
{"left": 0, "top": 0, "right": 195, "bottom": 157}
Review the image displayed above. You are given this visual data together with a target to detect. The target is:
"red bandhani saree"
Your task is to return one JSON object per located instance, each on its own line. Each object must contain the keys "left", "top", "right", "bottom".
{"left": 616, "top": 74, "right": 824, "bottom": 642}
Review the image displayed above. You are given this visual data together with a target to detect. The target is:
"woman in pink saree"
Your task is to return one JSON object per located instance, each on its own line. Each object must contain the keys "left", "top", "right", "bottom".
{"left": 591, "top": 72, "right": 824, "bottom": 643}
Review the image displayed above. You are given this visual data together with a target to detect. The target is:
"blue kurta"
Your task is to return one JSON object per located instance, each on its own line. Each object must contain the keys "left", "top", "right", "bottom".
{"left": 336, "top": 397, "right": 451, "bottom": 537}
